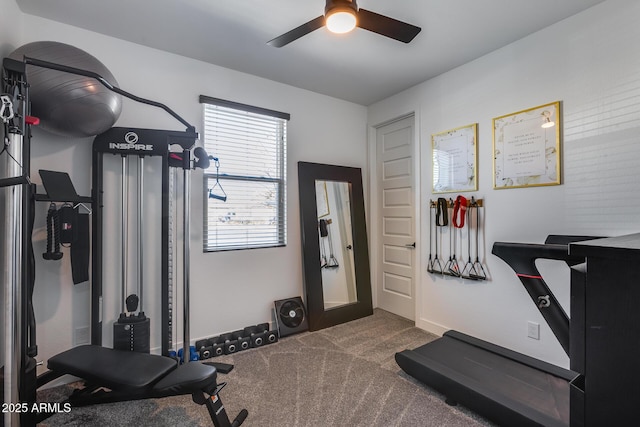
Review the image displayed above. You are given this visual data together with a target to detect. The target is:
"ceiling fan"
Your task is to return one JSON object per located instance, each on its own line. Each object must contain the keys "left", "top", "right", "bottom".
{"left": 267, "top": 0, "right": 422, "bottom": 48}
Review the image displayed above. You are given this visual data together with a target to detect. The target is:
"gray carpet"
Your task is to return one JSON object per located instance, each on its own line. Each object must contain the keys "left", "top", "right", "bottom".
{"left": 41, "top": 309, "right": 495, "bottom": 426}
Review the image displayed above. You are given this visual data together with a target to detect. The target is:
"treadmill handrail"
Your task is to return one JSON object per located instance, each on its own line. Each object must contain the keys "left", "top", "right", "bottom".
{"left": 492, "top": 242, "right": 584, "bottom": 273}
{"left": 491, "top": 241, "right": 582, "bottom": 357}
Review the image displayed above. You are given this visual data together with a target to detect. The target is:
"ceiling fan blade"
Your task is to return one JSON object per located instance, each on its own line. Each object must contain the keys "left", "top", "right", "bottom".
{"left": 267, "top": 15, "right": 326, "bottom": 47}
{"left": 357, "top": 9, "right": 421, "bottom": 43}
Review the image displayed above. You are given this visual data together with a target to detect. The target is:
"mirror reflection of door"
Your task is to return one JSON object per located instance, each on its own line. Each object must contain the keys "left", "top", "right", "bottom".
{"left": 315, "top": 180, "right": 358, "bottom": 310}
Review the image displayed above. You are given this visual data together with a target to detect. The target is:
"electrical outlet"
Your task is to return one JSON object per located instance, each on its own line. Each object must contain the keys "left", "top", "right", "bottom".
{"left": 527, "top": 321, "right": 540, "bottom": 340}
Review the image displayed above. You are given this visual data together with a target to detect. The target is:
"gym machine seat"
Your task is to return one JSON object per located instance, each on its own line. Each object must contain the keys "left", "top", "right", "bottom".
{"left": 38, "top": 345, "right": 247, "bottom": 426}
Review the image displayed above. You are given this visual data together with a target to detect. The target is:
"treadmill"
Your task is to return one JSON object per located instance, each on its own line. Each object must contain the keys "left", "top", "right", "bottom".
{"left": 396, "top": 236, "right": 593, "bottom": 427}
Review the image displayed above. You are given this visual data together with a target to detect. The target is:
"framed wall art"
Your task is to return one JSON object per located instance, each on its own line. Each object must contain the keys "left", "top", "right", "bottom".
{"left": 493, "top": 101, "right": 561, "bottom": 189}
{"left": 432, "top": 123, "right": 478, "bottom": 193}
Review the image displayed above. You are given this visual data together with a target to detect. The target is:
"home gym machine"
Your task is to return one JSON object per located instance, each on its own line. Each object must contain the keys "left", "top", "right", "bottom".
{"left": 1, "top": 56, "right": 247, "bottom": 426}
{"left": 91, "top": 127, "right": 204, "bottom": 355}
{"left": 1, "top": 55, "right": 38, "bottom": 427}
{"left": 396, "top": 235, "right": 597, "bottom": 427}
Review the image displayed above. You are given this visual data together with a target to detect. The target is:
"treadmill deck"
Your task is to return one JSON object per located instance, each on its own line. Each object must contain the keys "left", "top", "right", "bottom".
{"left": 396, "top": 330, "right": 575, "bottom": 427}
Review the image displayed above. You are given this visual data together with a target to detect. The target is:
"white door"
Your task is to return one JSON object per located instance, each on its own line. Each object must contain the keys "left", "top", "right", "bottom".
{"left": 376, "top": 116, "right": 416, "bottom": 320}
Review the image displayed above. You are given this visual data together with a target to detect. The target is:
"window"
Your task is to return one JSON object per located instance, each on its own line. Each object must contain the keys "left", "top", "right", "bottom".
{"left": 200, "top": 96, "right": 289, "bottom": 251}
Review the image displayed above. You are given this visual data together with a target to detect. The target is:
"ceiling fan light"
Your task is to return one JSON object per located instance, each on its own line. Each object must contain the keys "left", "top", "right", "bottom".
{"left": 326, "top": 9, "right": 357, "bottom": 34}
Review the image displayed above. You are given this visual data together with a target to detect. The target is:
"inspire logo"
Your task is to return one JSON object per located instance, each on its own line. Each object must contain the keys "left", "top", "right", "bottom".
{"left": 109, "top": 131, "right": 153, "bottom": 151}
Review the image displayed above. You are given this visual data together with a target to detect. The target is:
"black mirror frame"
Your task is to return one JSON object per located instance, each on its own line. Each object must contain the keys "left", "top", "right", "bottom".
{"left": 298, "top": 161, "right": 373, "bottom": 331}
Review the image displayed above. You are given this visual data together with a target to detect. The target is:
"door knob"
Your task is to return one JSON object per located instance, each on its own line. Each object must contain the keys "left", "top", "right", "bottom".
{"left": 405, "top": 242, "right": 416, "bottom": 248}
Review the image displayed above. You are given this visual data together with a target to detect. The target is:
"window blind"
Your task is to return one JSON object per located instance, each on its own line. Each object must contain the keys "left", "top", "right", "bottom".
{"left": 201, "top": 96, "right": 289, "bottom": 251}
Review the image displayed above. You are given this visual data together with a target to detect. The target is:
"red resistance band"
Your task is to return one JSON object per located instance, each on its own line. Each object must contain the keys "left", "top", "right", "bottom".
{"left": 452, "top": 195, "right": 468, "bottom": 228}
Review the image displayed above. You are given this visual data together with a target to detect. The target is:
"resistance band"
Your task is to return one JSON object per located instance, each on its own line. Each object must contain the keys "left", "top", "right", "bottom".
{"left": 452, "top": 195, "right": 468, "bottom": 228}
{"left": 43, "top": 203, "right": 63, "bottom": 260}
{"left": 435, "top": 198, "right": 448, "bottom": 226}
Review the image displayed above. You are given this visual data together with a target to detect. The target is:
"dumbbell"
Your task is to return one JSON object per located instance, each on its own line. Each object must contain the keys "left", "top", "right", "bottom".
{"left": 242, "top": 325, "right": 266, "bottom": 348}
{"left": 196, "top": 338, "right": 214, "bottom": 359}
{"left": 209, "top": 335, "right": 227, "bottom": 357}
{"left": 232, "top": 330, "right": 251, "bottom": 351}
{"left": 265, "top": 330, "right": 279, "bottom": 344}
{"left": 252, "top": 323, "right": 279, "bottom": 346}
{"left": 215, "top": 332, "right": 238, "bottom": 355}
{"left": 177, "top": 345, "right": 199, "bottom": 363}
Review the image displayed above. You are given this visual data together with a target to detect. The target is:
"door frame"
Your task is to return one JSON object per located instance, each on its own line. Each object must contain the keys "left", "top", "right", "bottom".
{"left": 367, "top": 111, "right": 422, "bottom": 323}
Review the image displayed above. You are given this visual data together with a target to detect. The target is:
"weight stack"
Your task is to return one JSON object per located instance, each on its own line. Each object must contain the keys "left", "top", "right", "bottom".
{"left": 113, "top": 313, "right": 150, "bottom": 353}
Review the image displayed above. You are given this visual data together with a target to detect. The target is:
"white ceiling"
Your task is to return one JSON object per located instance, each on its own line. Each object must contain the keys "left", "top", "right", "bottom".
{"left": 15, "top": 0, "right": 606, "bottom": 106}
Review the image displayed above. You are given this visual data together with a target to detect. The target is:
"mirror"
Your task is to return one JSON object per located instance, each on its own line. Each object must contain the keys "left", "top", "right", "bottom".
{"left": 316, "top": 180, "right": 358, "bottom": 309}
{"left": 298, "top": 162, "right": 373, "bottom": 331}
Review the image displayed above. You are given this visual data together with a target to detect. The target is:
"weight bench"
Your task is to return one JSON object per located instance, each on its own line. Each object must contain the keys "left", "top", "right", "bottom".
{"left": 37, "top": 345, "right": 248, "bottom": 427}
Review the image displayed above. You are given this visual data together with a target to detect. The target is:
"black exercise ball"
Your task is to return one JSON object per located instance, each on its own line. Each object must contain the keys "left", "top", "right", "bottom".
{"left": 9, "top": 41, "right": 122, "bottom": 138}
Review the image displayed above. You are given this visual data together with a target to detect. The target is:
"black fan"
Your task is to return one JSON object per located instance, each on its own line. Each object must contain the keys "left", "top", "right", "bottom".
{"left": 268, "top": 0, "right": 421, "bottom": 48}
{"left": 274, "top": 297, "right": 309, "bottom": 337}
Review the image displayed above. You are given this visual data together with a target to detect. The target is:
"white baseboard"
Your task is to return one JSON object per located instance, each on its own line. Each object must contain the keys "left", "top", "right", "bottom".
{"left": 415, "top": 317, "right": 449, "bottom": 337}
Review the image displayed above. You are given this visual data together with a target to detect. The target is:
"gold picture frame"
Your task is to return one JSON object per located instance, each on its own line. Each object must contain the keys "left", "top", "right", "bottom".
{"left": 432, "top": 123, "right": 478, "bottom": 193}
{"left": 493, "top": 101, "right": 561, "bottom": 189}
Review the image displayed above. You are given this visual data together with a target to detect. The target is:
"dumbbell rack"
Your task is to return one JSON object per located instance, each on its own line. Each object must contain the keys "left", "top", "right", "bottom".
{"left": 196, "top": 323, "right": 280, "bottom": 360}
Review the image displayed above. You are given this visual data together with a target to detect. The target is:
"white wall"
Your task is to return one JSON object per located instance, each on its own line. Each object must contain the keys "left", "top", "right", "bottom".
{"left": 12, "top": 13, "right": 367, "bottom": 364}
{"left": 0, "top": 0, "right": 22, "bottom": 57}
{"left": 368, "top": 0, "right": 640, "bottom": 368}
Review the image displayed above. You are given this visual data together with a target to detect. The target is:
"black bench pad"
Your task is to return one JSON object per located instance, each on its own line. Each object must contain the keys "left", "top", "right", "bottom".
{"left": 48, "top": 345, "right": 177, "bottom": 391}
{"left": 152, "top": 361, "right": 218, "bottom": 396}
